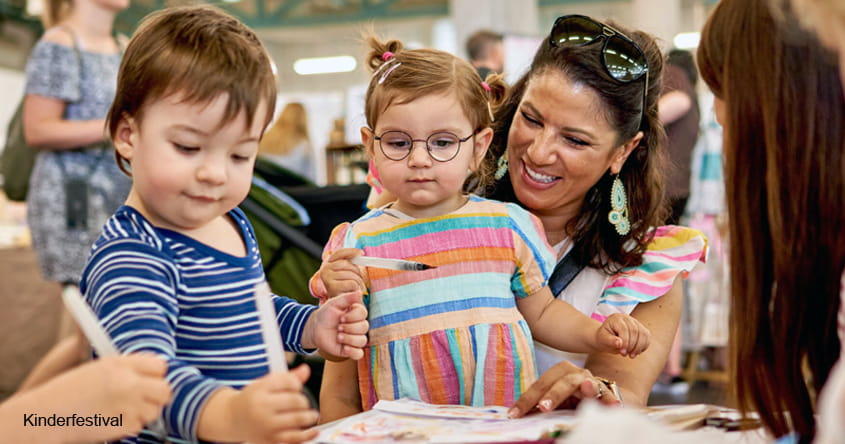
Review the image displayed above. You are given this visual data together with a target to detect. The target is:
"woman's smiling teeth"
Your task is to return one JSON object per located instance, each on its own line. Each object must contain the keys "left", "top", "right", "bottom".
{"left": 525, "top": 165, "right": 558, "bottom": 184}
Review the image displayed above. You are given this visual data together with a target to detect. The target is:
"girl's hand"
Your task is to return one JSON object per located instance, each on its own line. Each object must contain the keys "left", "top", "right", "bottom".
{"left": 508, "top": 361, "right": 621, "bottom": 418}
{"left": 230, "top": 364, "right": 319, "bottom": 444}
{"left": 305, "top": 291, "right": 369, "bottom": 361}
{"left": 321, "top": 248, "right": 366, "bottom": 299}
{"left": 595, "top": 313, "right": 651, "bottom": 358}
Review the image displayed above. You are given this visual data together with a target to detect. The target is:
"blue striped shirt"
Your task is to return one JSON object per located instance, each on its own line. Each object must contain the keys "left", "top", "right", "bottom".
{"left": 80, "top": 206, "right": 317, "bottom": 443}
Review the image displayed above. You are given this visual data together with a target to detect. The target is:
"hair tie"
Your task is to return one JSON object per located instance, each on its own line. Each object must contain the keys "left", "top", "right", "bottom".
{"left": 481, "top": 81, "right": 494, "bottom": 122}
{"left": 381, "top": 51, "right": 394, "bottom": 61}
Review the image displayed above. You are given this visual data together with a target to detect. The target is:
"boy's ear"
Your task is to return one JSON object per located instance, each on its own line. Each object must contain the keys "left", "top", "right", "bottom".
{"left": 360, "top": 126, "right": 376, "bottom": 158}
{"left": 113, "top": 114, "right": 138, "bottom": 162}
{"left": 470, "top": 127, "right": 493, "bottom": 171}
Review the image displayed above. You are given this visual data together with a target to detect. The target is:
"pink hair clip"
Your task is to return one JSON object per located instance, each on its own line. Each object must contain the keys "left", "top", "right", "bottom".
{"left": 481, "top": 81, "right": 491, "bottom": 92}
{"left": 382, "top": 51, "right": 395, "bottom": 61}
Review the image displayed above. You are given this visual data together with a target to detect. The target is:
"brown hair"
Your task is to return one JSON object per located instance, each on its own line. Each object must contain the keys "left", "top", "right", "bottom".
{"left": 106, "top": 5, "right": 277, "bottom": 175}
{"left": 41, "top": 0, "right": 70, "bottom": 28}
{"left": 698, "top": 0, "right": 845, "bottom": 439}
{"left": 488, "top": 18, "right": 667, "bottom": 273}
{"left": 260, "top": 102, "right": 310, "bottom": 156}
{"left": 363, "top": 33, "right": 507, "bottom": 192}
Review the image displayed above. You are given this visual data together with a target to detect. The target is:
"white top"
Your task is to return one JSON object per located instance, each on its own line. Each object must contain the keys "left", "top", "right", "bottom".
{"left": 533, "top": 225, "right": 709, "bottom": 374}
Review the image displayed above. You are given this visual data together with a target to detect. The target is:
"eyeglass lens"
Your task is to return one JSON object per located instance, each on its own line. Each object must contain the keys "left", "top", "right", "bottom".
{"left": 378, "top": 131, "right": 463, "bottom": 162}
{"left": 552, "top": 16, "right": 648, "bottom": 82}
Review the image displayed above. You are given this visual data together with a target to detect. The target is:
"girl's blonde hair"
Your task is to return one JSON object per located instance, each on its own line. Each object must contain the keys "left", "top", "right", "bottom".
{"left": 362, "top": 33, "right": 507, "bottom": 192}
{"left": 259, "top": 102, "right": 310, "bottom": 156}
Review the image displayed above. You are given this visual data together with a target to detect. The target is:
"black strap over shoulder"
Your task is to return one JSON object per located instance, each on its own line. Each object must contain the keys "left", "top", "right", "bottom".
{"left": 548, "top": 247, "right": 587, "bottom": 297}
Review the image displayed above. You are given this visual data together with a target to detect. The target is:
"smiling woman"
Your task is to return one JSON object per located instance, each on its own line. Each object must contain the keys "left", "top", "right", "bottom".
{"left": 486, "top": 15, "right": 708, "bottom": 413}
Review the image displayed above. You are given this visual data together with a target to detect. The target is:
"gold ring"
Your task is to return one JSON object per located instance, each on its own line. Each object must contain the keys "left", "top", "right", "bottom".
{"left": 595, "top": 376, "right": 620, "bottom": 401}
{"left": 595, "top": 380, "right": 605, "bottom": 398}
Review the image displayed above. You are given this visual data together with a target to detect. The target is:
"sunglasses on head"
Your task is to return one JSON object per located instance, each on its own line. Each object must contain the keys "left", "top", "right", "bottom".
{"left": 550, "top": 14, "right": 649, "bottom": 82}
{"left": 549, "top": 15, "right": 649, "bottom": 122}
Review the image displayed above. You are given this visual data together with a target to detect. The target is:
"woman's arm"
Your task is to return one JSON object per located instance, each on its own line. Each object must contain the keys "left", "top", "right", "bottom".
{"left": 23, "top": 94, "right": 109, "bottom": 150}
{"left": 583, "top": 276, "right": 684, "bottom": 407}
{"left": 16, "top": 332, "right": 89, "bottom": 393}
{"left": 319, "top": 359, "right": 362, "bottom": 424}
{"left": 22, "top": 29, "right": 110, "bottom": 150}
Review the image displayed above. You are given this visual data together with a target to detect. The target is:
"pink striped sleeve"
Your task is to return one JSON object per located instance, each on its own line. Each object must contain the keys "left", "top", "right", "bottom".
{"left": 592, "top": 225, "right": 708, "bottom": 321}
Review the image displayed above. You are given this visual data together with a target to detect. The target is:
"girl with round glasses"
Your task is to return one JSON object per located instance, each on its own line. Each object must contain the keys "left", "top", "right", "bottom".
{"left": 313, "top": 34, "right": 653, "bottom": 423}
{"left": 487, "top": 15, "right": 708, "bottom": 415}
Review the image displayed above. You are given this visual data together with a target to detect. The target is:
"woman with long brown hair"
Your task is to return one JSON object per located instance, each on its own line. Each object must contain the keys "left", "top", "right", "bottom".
{"left": 697, "top": 0, "right": 845, "bottom": 440}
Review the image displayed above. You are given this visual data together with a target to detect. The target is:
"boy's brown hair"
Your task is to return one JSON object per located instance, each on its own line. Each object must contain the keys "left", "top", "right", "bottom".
{"left": 106, "top": 5, "right": 277, "bottom": 175}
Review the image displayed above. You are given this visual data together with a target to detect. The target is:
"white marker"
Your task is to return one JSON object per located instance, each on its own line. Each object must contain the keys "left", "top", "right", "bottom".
{"left": 61, "top": 286, "right": 167, "bottom": 438}
{"left": 253, "top": 282, "right": 287, "bottom": 373}
{"left": 62, "top": 286, "right": 119, "bottom": 357}
{"left": 351, "top": 256, "right": 435, "bottom": 271}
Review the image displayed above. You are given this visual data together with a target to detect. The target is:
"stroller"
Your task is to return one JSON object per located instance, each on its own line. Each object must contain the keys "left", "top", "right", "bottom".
{"left": 242, "top": 157, "right": 370, "bottom": 304}
{"left": 241, "top": 157, "right": 369, "bottom": 405}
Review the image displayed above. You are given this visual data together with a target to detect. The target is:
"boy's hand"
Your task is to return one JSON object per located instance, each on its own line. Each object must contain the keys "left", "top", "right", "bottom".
{"left": 304, "top": 291, "right": 368, "bottom": 361}
{"left": 230, "top": 364, "right": 319, "bottom": 444}
{"left": 322, "top": 248, "right": 366, "bottom": 299}
{"left": 594, "top": 313, "right": 651, "bottom": 358}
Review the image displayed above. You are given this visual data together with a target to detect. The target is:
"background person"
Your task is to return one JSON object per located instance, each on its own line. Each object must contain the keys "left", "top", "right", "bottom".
{"left": 22, "top": 0, "right": 132, "bottom": 341}
{"left": 466, "top": 29, "right": 505, "bottom": 80}
{"left": 654, "top": 48, "right": 701, "bottom": 392}
{"left": 259, "top": 102, "right": 316, "bottom": 182}
{"left": 697, "top": 0, "right": 845, "bottom": 440}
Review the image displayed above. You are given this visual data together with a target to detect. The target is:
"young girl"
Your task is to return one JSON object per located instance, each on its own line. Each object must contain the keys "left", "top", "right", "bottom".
{"left": 314, "top": 35, "right": 651, "bottom": 422}
{"left": 79, "top": 6, "right": 368, "bottom": 443}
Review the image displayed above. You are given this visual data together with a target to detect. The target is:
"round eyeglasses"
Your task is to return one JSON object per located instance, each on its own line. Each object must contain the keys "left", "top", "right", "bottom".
{"left": 373, "top": 130, "right": 474, "bottom": 162}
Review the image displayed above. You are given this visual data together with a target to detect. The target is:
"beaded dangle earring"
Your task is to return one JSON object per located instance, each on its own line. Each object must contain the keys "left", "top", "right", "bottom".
{"left": 608, "top": 175, "right": 630, "bottom": 235}
{"left": 494, "top": 154, "right": 508, "bottom": 180}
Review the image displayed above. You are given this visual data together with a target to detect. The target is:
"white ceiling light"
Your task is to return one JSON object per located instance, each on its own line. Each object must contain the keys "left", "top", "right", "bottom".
{"left": 673, "top": 32, "right": 700, "bottom": 50}
{"left": 293, "top": 56, "right": 357, "bottom": 75}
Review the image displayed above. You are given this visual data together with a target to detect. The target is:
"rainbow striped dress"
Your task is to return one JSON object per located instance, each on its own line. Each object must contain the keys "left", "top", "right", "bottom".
{"left": 318, "top": 196, "right": 556, "bottom": 409}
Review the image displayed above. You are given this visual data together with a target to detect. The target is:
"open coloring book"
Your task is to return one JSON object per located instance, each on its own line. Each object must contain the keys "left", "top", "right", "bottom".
{"left": 314, "top": 399, "right": 578, "bottom": 443}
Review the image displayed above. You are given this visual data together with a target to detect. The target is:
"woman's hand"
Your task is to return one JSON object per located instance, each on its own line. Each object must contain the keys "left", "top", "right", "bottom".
{"left": 508, "top": 361, "right": 621, "bottom": 418}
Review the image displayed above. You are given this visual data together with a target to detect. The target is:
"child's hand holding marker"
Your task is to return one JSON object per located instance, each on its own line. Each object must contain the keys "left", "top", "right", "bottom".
{"left": 320, "top": 248, "right": 436, "bottom": 299}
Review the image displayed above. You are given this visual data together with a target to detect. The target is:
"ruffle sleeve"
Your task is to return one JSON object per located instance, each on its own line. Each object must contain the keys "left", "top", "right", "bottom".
{"left": 25, "top": 41, "right": 81, "bottom": 102}
{"left": 593, "top": 225, "right": 708, "bottom": 321}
